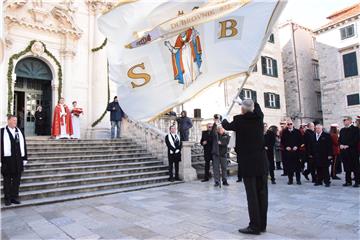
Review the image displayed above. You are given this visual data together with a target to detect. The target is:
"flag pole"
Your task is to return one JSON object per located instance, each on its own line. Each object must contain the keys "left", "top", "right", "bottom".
{"left": 225, "top": 71, "right": 251, "bottom": 116}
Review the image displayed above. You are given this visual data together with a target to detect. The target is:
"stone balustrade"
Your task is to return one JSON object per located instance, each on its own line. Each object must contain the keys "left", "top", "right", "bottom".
{"left": 149, "top": 116, "right": 203, "bottom": 143}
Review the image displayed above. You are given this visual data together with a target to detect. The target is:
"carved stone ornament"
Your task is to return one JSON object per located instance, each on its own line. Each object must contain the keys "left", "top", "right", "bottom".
{"left": 31, "top": 41, "right": 45, "bottom": 56}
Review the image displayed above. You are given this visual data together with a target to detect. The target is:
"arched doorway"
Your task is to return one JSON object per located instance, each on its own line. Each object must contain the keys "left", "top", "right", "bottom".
{"left": 14, "top": 57, "right": 53, "bottom": 136}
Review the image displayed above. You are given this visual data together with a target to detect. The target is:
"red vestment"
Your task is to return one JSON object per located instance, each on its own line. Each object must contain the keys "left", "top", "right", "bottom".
{"left": 51, "top": 104, "right": 73, "bottom": 137}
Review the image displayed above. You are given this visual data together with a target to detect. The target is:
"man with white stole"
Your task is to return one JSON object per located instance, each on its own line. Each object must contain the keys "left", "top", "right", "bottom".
{"left": 1, "top": 115, "right": 28, "bottom": 206}
{"left": 165, "top": 125, "right": 182, "bottom": 182}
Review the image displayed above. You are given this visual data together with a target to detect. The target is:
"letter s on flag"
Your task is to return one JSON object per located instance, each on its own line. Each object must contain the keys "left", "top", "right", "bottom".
{"left": 127, "top": 63, "right": 151, "bottom": 88}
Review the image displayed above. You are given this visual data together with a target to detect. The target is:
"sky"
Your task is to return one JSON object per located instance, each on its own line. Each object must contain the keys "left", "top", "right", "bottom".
{"left": 278, "top": 0, "right": 360, "bottom": 30}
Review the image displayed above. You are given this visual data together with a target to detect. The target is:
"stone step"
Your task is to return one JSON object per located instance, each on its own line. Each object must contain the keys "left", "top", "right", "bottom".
{"left": 11, "top": 165, "right": 168, "bottom": 183}
{"left": 24, "top": 157, "right": 159, "bottom": 169}
{"left": 2, "top": 170, "right": 169, "bottom": 192}
{"left": 26, "top": 145, "right": 141, "bottom": 152}
{"left": 27, "top": 138, "right": 132, "bottom": 143}
{"left": 2, "top": 175, "right": 172, "bottom": 201}
{"left": 22, "top": 160, "right": 164, "bottom": 176}
{"left": 27, "top": 152, "right": 153, "bottom": 161}
{"left": 27, "top": 148, "right": 148, "bottom": 157}
{"left": 1, "top": 181, "right": 183, "bottom": 209}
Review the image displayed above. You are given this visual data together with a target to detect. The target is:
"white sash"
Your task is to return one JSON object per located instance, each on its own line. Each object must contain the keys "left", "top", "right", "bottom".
{"left": 3, "top": 127, "right": 25, "bottom": 157}
{"left": 167, "top": 133, "right": 180, "bottom": 154}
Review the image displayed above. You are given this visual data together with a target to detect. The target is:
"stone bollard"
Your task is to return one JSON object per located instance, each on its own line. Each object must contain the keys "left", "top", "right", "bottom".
{"left": 180, "top": 141, "right": 197, "bottom": 181}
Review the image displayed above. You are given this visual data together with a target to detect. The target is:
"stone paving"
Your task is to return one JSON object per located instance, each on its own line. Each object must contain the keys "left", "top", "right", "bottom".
{"left": 1, "top": 171, "right": 360, "bottom": 240}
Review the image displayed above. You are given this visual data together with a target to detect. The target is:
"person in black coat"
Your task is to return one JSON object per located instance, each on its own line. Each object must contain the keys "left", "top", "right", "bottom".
{"left": 200, "top": 123, "right": 213, "bottom": 182}
{"left": 35, "top": 106, "right": 47, "bottom": 136}
{"left": 222, "top": 99, "right": 268, "bottom": 235}
{"left": 339, "top": 116, "right": 360, "bottom": 187}
{"left": 311, "top": 124, "right": 333, "bottom": 187}
{"left": 264, "top": 124, "right": 277, "bottom": 184}
{"left": 281, "top": 120, "right": 304, "bottom": 185}
{"left": 107, "top": 96, "right": 125, "bottom": 139}
{"left": 303, "top": 122, "right": 316, "bottom": 182}
{"left": 177, "top": 111, "right": 193, "bottom": 141}
{"left": 165, "top": 125, "right": 182, "bottom": 182}
{"left": 1, "top": 115, "right": 28, "bottom": 206}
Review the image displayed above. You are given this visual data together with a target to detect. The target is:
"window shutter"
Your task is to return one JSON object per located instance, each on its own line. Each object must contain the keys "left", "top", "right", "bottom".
{"left": 275, "top": 94, "right": 280, "bottom": 109}
{"left": 347, "top": 94, "right": 360, "bottom": 106}
{"left": 240, "top": 89, "right": 245, "bottom": 99}
{"left": 340, "top": 28, "right": 346, "bottom": 40}
{"left": 252, "top": 90, "right": 257, "bottom": 102}
{"left": 343, "top": 52, "right": 358, "bottom": 77}
{"left": 273, "top": 59, "right": 278, "bottom": 77}
{"left": 261, "top": 56, "right": 267, "bottom": 75}
{"left": 264, "top": 93, "right": 270, "bottom": 108}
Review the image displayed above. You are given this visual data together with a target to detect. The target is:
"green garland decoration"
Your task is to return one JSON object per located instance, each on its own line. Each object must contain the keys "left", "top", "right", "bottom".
{"left": 91, "top": 60, "right": 110, "bottom": 127}
{"left": 7, "top": 40, "right": 63, "bottom": 114}
{"left": 91, "top": 38, "right": 107, "bottom": 52}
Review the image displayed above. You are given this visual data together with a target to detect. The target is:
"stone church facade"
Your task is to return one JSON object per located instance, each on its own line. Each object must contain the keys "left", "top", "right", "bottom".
{"left": 1, "top": 0, "right": 115, "bottom": 136}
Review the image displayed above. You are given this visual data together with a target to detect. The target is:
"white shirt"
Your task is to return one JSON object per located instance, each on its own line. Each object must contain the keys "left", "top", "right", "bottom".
{"left": 316, "top": 132, "right": 322, "bottom": 141}
{"left": 7, "top": 126, "right": 16, "bottom": 138}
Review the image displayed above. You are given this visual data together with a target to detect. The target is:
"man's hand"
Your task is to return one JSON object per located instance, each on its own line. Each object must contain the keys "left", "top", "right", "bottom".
{"left": 202, "top": 141, "right": 207, "bottom": 145}
{"left": 328, "top": 156, "right": 333, "bottom": 160}
{"left": 112, "top": 107, "right": 116, "bottom": 110}
{"left": 233, "top": 96, "right": 243, "bottom": 105}
{"left": 175, "top": 149, "right": 180, "bottom": 153}
{"left": 293, "top": 146, "right": 298, "bottom": 151}
{"left": 286, "top": 147, "right": 291, "bottom": 151}
{"left": 218, "top": 141, "right": 221, "bottom": 144}
{"left": 265, "top": 146, "right": 268, "bottom": 150}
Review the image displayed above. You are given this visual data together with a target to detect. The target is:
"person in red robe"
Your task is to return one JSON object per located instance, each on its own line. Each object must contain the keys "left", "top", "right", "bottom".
{"left": 51, "top": 97, "right": 73, "bottom": 139}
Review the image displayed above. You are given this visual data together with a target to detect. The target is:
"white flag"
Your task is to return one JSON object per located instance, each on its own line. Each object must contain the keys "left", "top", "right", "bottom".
{"left": 98, "top": 0, "right": 286, "bottom": 121}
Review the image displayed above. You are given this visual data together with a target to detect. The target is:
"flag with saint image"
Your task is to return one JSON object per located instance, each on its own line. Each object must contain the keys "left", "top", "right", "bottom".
{"left": 98, "top": 0, "right": 287, "bottom": 121}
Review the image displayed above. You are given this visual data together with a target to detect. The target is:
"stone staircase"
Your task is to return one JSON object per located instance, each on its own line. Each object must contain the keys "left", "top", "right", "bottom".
{"left": 1, "top": 137, "right": 180, "bottom": 208}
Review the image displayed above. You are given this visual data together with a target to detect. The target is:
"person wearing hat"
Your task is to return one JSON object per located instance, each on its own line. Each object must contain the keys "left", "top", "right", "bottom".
{"left": 222, "top": 97, "right": 268, "bottom": 235}
{"left": 339, "top": 116, "right": 360, "bottom": 187}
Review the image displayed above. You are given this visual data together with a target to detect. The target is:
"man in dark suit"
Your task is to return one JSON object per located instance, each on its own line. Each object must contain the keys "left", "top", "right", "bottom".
{"left": 281, "top": 120, "right": 303, "bottom": 185}
{"left": 339, "top": 116, "right": 360, "bottom": 187}
{"left": 311, "top": 124, "right": 333, "bottom": 187}
{"left": 264, "top": 124, "right": 276, "bottom": 184}
{"left": 107, "top": 96, "right": 126, "bottom": 139}
{"left": 165, "top": 125, "right": 182, "bottom": 182}
{"left": 200, "top": 123, "right": 213, "bottom": 182}
{"left": 222, "top": 98, "right": 268, "bottom": 235}
{"left": 303, "top": 122, "right": 316, "bottom": 182}
{"left": 1, "top": 115, "right": 28, "bottom": 206}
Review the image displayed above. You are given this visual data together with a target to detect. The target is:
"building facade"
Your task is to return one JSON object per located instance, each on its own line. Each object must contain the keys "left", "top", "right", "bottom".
{"left": 279, "top": 21, "right": 323, "bottom": 126}
{"left": 183, "top": 27, "right": 287, "bottom": 127}
{"left": 1, "top": 0, "right": 115, "bottom": 137}
{"left": 314, "top": 3, "right": 360, "bottom": 127}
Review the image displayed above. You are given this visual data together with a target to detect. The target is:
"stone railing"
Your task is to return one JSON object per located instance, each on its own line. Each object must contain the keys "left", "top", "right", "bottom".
{"left": 122, "top": 117, "right": 197, "bottom": 181}
{"left": 149, "top": 116, "right": 203, "bottom": 143}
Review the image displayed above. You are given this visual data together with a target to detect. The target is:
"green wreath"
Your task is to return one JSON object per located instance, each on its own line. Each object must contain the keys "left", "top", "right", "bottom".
{"left": 7, "top": 40, "right": 62, "bottom": 114}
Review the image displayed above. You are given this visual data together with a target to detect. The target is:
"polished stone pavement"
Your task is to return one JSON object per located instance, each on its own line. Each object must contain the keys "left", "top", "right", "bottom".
{"left": 1, "top": 171, "right": 360, "bottom": 240}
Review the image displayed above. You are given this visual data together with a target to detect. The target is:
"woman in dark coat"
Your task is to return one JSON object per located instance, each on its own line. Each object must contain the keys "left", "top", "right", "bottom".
{"left": 35, "top": 106, "right": 46, "bottom": 136}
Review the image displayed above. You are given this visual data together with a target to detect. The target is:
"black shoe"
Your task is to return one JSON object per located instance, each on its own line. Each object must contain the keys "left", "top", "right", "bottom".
{"left": 238, "top": 227, "right": 260, "bottom": 235}
{"left": 214, "top": 182, "right": 221, "bottom": 188}
{"left": 4, "top": 199, "right": 11, "bottom": 206}
{"left": 303, "top": 173, "right": 309, "bottom": 181}
{"left": 201, "top": 179, "right": 209, "bottom": 182}
{"left": 261, "top": 228, "right": 267, "bottom": 233}
{"left": 236, "top": 179, "right": 242, "bottom": 182}
{"left": 168, "top": 178, "right": 174, "bottom": 182}
{"left": 11, "top": 199, "right": 21, "bottom": 205}
{"left": 271, "top": 180, "right": 276, "bottom": 184}
{"left": 332, "top": 176, "right": 341, "bottom": 180}
{"left": 287, "top": 181, "right": 293, "bottom": 185}
{"left": 311, "top": 179, "right": 316, "bottom": 183}
{"left": 343, "top": 183, "right": 352, "bottom": 187}
{"left": 353, "top": 183, "right": 359, "bottom": 188}
{"left": 325, "top": 183, "right": 330, "bottom": 187}
{"left": 223, "top": 181, "right": 229, "bottom": 186}
{"left": 296, "top": 181, "right": 302, "bottom": 185}
{"left": 314, "top": 183, "right": 322, "bottom": 186}
{"left": 174, "top": 177, "right": 182, "bottom": 181}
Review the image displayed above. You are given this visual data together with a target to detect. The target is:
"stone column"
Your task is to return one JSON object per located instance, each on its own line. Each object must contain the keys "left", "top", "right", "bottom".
{"left": 180, "top": 141, "right": 197, "bottom": 181}
{"left": 60, "top": 44, "right": 75, "bottom": 101}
